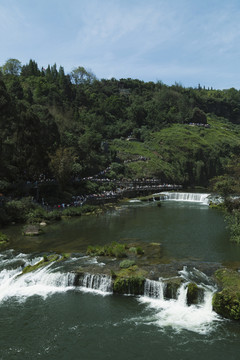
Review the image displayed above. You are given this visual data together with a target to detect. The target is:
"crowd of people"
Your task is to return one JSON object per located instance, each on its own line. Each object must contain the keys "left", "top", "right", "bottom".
{"left": 27, "top": 165, "right": 182, "bottom": 209}
{"left": 189, "top": 122, "right": 210, "bottom": 128}
{"left": 49, "top": 183, "right": 182, "bottom": 209}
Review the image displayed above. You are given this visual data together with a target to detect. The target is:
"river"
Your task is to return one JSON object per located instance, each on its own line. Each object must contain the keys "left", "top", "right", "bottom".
{"left": 1, "top": 195, "right": 240, "bottom": 359}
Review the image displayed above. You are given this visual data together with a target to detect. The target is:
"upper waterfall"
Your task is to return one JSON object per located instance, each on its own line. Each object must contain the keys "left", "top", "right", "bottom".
{"left": 156, "top": 192, "right": 211, "bottom": 204}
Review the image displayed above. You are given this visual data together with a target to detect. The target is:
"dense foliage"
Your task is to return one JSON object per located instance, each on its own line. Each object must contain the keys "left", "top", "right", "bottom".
{"left": 0, "top": 58, "right": 240, "bottom": 199}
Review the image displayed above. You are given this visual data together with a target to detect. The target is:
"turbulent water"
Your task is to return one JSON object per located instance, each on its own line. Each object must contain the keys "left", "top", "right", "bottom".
{"left": 141, "top": 268, "right": 220, "bottom": 335}
{"left": 0, "top": 251, "right": 219, "bottom": 333}
{"left": 1, "top": 200, "right": 240, "bottom": 359}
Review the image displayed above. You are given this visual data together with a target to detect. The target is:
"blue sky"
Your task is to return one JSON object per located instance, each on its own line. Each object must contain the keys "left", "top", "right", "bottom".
{"left": 1, "top": 0, "right": 240, "bottom": 89}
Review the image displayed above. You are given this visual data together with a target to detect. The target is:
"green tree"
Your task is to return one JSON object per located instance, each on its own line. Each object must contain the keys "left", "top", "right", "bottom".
{"left": 191, "top": 107, "right": 207, "bottom": 124}
{"left": 49, "top": 147, "right": 78, "bottom": 188}
{"left": 70, "top": 66, "right": 96, "bottom": 85}
{"left": 1, "top": 59, "right": 22, "bottom": 76}
{"left": 21, "top": 59, "right": 41, "bottom": 77}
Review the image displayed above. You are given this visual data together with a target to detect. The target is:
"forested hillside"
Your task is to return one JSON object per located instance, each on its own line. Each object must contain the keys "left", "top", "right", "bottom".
{"left": 1, "top": 58, "right": 240, "bottom": 200}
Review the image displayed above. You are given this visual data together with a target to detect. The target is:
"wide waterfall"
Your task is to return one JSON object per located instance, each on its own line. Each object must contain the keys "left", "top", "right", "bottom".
{"left": 0, "top": 252, "right": 117, "bottom": 302}
{"left": 157, "top": 192, "right": 211, "bottom": 204}
{"left": 0, "top": 252, "right": 77, "bottom": 303}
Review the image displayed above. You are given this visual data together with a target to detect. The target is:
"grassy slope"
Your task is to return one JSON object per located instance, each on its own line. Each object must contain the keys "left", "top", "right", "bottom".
{"left": 110, "top": 117, "right": 240, "bottom": 183}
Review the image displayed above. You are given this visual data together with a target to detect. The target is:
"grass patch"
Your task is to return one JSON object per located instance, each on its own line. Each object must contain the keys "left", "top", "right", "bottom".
{"left": 86, "top": 242, "right": 127, "bottom": 258}
{"left": 110, "top": 117, "right": 240, "bottom": 185}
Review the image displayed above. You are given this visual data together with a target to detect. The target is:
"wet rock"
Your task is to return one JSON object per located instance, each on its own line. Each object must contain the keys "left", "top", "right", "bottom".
{"left": 165, "top": 277, "right": 183, "bottom": 299}
{"left": 186, "top": 282, "right": 202, "bottom": 305}
{"left": 113, "top": 275, "right": 145, "bottom": 295}
{"left": 22, "top": 225, "right": 43, "bottom": 236}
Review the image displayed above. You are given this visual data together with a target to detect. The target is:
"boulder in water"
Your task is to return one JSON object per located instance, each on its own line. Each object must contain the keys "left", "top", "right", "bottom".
{"left": 187, "top": 282, "right": 202, "bottom": 305}
{"left": 112, "top": 264, "right": 147, "bottom": 295}
{"left": 22, "top": 225, "right": 43, "bottom": 236}
{"left": 165, "top": 277, "right": 183, "bottom": 299}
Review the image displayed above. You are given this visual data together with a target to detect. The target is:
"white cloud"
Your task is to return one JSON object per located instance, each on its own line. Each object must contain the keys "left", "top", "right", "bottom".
{"left": 1, "top": 0, "right": 240, "bottom": 88}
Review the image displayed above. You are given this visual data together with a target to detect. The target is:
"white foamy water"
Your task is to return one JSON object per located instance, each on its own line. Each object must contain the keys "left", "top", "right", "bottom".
{"left": 0, "top": 252, "right": 222, "bottom": 334}
{"left": 156, "top": 192, "right": 211, "bottom": 205}
{"left": 0, "top": 255, "right": 76, "bottom": 303}
{"left": 79, "top": 273, "right": 113, "bottom": 296}
{"left": 0, "top": 252, "right": 114, "bottom": 302}
{"left": 139, "top": 270, "right": 221, "bottom": 334}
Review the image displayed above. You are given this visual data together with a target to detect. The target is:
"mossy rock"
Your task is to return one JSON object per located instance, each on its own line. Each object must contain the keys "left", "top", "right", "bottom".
{"left": 187, "top": 282, "right": 201, "bottom": 305}
{"left": 212, "top": 290, "right": 240, "bottom": 320}
{"left": 212, "top": 268, "right": 240, "bottom": 320}
{"left": 113, "top": 265, "right": 147, "bottom": 295}
{"left": 113, "top": 276, "right": 145, "bottom": 295}
{"left": 165, "top": 277, "right": 183, "bottom": 299}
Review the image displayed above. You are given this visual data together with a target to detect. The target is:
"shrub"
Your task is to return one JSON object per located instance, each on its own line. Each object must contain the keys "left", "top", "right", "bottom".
{"left": 112, "top": 244, "right": 127, "bottom": 258}
{"left": 26, "top": 208, "right": 61, "bottom": 223}
{"left": 62, "top": 207, "right": 82, "bottom": 217}
{"left": 26, "top": 208, "right": 47, "bottom": 224}
{"left": 136, "top": 246, "right": 144, "bottom": 255}
{"left": 86, "top": 242, "right": 127, "bottom": 258}
{"left": 6, "top": 197, "right": 37, "bottom": 223}
{"left": 0, "top": 231, "right": 9, "bottom": 244}
{"left": 129, "top": 246, "right": 144, "bottom": 255}
{"left": 81, "top": 205, "right": 98, "bottom": 214}
{"left": 120, "top": 259, "right": 136, "bottom": 268}
{"left": 45, "top": 210, "right": 61, "bottom": 221}
{"left": 225, "top": 210, "right": 240, "bottom": 244}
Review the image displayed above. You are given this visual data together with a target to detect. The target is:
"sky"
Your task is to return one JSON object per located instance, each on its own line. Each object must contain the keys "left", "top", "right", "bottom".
{"left": 1, "top": 0, "right": 240, "bottom": 89}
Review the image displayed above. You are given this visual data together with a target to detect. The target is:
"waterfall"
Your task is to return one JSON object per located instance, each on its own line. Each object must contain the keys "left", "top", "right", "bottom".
{"left": 144, "top": 279, "right": 165, "bottom": 299}
{"left": 80, "top": 273, "right": 113, "bottom": 294}
{"left": 0, "top": 255, "right": 76, "bottom": 303}
{"left": 139, "top": 269, "right": 221, "bottom": 334}
{"left": 158, "top": 192, "right": 211, "bottom": 204}
{"left": 0, "top": 251, "right": 114, "bottom": 301}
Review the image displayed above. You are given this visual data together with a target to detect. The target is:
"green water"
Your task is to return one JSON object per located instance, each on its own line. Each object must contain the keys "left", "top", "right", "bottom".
{"left": 1, "top": 201, "right": 240, "bottom": 360}
{"left": 3, "top": 201, "right": 237, "bottom": 262}
{"left": 1, "top": 291, "right": 240, "bottom": 360}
